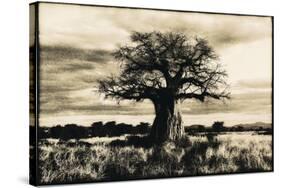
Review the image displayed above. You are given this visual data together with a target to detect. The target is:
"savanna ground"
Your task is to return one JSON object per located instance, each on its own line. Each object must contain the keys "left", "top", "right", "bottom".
{"left": 37, "top": 131, "right": 272, "bottom": 184}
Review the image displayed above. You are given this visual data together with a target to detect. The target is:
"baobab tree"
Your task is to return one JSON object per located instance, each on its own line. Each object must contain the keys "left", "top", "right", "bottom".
{"left": 98, "top": 31, "right": 229, "bottom": 143}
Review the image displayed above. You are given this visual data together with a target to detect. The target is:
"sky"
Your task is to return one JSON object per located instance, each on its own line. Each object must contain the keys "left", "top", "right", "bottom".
{"left": 36, "top": 3, "right": 272, "bottom": 127}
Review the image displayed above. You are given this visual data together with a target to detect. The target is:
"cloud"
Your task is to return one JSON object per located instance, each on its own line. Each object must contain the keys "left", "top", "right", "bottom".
{"left": 236, "top": 80, "right": 271, "bottom": 89}
{"left": 39, "top": 88, "right": 154, "bottom": 116}
{"left": 39, "top": 46, "right": 119, "bottom": 93}
{"left": 39, "top": 3, "right": 272, "bottom": 50}
{"left": 38, "top": 46, "right": 121, "bottom": 115}
{"left": 41, "top": 45, "right": 112, "bottom": 63}
{"left": 230, "top": 79, "right": 272, "bottom": 95}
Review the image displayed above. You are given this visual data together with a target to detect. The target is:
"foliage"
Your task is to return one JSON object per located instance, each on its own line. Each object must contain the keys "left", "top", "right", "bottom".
{"left": 212, "top": 121, "right": 225, "bottom": 132}
{"left": 39, "top": 122, "right": 151, "bottom": 140}
{"left": 98, "top": 31, "right": 230, "bottom": 103}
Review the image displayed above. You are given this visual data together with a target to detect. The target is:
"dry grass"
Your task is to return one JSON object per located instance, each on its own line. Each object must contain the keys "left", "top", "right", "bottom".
{"left": 38, "top": 133, "right": 272, "bottom": 184}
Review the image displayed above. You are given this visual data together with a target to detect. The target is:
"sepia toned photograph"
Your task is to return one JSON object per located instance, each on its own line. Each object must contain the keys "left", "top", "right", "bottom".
{"left": 29, "top": 2, "right": 273, "bottom": 185}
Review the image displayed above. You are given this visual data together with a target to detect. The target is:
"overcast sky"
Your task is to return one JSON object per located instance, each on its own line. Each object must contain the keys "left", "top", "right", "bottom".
{"left": 37, "top": 3, "right": 272, "bottom": 127}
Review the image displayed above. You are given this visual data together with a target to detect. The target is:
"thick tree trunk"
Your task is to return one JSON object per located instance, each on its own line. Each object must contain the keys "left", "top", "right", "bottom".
{"left": 149, "top": 97, "right": 184, "bottom": 143}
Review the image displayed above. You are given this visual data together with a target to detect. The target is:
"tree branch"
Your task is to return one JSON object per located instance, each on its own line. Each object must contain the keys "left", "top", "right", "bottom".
{"left": 98, "top": 31, "right": 230, "bottom": 104}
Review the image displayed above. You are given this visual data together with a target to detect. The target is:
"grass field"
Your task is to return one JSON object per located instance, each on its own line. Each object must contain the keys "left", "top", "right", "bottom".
{"left": 38, "top": 132, "right": 272, "bottom": 184}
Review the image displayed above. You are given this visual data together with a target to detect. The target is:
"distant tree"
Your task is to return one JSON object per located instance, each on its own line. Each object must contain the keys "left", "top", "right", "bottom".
{"left": 197, "top": 125, "right": 206, "bottom": 132}
{"left": 212, "top": 121, "right": 225, "bottom": 132}
{"left": 104, "top": 121, "right": 116, "bottom": 127}
{"left": 98, "top": 31, "right": 229, "bottom": 143}
{"left": 236, "top": 125, "right": 244, "bottom": 132}
{"left": 136, "top": 122, "right": 151, "bottom": 134}
{"left": 63, "top": 124, "right": 88, "bottom": 140}
{"left": 91, "top": 121, "right": 103, "bottom": 127}
{"left": 185, "top": 125, "right": 206, "bottom": 133}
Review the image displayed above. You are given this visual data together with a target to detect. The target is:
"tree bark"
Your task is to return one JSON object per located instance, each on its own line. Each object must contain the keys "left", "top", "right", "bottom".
{"left": 149, "top": 96, "right": 184, "bottom": 143}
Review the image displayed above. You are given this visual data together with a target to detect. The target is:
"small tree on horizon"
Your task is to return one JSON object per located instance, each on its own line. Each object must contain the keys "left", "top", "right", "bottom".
{"left": 212, "top": 121, "right": 225, "bottom": 132}
{"left": 98, "top": 31, "right": 230, "bottom": 143}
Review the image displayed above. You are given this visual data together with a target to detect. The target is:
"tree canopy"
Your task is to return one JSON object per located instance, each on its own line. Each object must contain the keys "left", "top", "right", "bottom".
{"left": 98, "top": 31, "right": 230, "bottom": 103}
